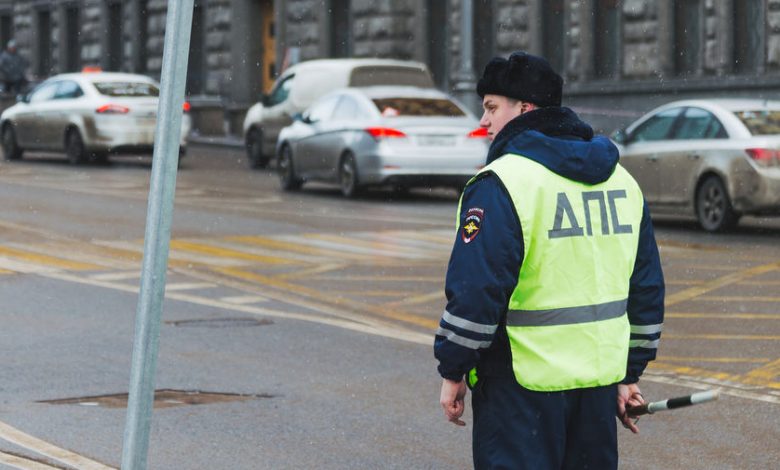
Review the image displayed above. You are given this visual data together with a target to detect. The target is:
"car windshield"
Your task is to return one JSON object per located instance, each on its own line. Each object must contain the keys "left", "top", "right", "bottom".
{"left": 92, "top": 81, "right": 160, "bottom": 97}
{"left": 733, "top": 109, "right": 780, "bottom": 135}
{"left": 371, "top": 98, "right": 465, "bottom": 117}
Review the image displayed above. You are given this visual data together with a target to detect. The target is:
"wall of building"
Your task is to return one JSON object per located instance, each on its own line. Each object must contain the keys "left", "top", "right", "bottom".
{"left": 1, "top": 0, "right": 780, "bottom": 137}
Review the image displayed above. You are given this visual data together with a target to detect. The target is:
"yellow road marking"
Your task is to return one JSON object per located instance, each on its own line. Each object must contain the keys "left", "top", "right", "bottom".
{"left": 666, "top": 312, "right": 780, "bottom": 320}
{"left": 214, "top": 266, "right": 438, "bottom": 329}
{"left": 0, "top": 246, "right": 102, "bottom": 271}
{"left": 707, "top": 295, "right": 780, "bottom": 302}
{"left": 741, "top": 358, "right": 780, "bottom": 389}
{"left": 665, "top": 280, "right": 704, "bottom": 286}
{"left": 307, "top": 275, "right": 442, "bottom": 282}
{"left": 273, "top": 263, "right": 347, "bottom": 280}
{"left": 664, "top": 333, "right": 780, "bottom": 341}
{"left": 650, "top": 362, "right": 740, "bottom": 382}
{"left": 657, "top": 239, "right": 725, "bottom": 251}
{"left": 665, "top": 261, "right": 780, "bottom": 306}
{"left": 170, "top": 240, "right": 300, "bottom": 265}
{"left": 385, "top": 290, "right": 444, "bottom": 307}
{"left": 226, "top": 235, "right": 368, "bottom": 260}
{"left": 0, "top": 268, "right": 14, "bottom": 274}
{"left": 659, "top": 356, "right": 771, "bottom": 364}
{"left": 0, "top": 421, "right": 115, "bottom": 469}
{"left": 339, "top": 290, "right": 413, "bottom": 297}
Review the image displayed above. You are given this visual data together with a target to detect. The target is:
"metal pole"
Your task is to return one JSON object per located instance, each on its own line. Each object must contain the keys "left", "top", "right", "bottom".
{"left": 452, "top": 0, "right": 479, "bottom": 114}
{"left": 120, "top": 1, "right": 193, "bottom": 468}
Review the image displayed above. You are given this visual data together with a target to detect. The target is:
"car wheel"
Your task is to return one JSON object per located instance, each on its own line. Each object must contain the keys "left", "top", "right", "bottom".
{"left": 696, "top": 176, "right": 739, "bottom": 232}
{"left": 246, "top": 128, "right": 269, "bottom": 169}
{"left": 66, "top": 129, "right": 87, "bottom": 165}
{"left": 339, "top": 152, "right": 361, "bottom": 198}
{"left": 278, "top": 145, "right": 302, "bottom": 191}
{"left": 2, "top": 125, "right": 23, "bottom": 160}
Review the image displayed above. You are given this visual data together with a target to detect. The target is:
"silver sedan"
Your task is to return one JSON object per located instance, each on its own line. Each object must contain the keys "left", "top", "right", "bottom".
{"left": 0, "top": 71, "right": 191, "bottom": 164}
{"left": 275, "top": 87, "right": 488, "bottom": 197}
{"left": 612, "top": 99, "right": 780, "bottom": 231}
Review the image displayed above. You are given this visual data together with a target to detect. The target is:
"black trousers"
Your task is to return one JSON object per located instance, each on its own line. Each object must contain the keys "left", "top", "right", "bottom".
{"left": 472, "top": 376, "right": 618, "bottom": 470}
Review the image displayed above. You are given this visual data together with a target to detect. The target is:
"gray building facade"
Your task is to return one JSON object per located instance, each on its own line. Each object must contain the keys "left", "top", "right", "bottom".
{"left": 0, "top": 0, "right": 777, "bottom": 136}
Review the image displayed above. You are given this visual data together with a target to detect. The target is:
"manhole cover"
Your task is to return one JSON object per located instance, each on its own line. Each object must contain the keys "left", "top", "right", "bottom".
{"left": 165, "top": 317, "right": 273, "bottom": 328}
{"left": 39, "top": 389, "right": 275, "bottom": 409}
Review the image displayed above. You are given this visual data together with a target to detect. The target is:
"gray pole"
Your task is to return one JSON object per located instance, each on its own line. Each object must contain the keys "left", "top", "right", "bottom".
{"left": 452, "top": 0, "right": 479, "bottom": 114}
{"left": 120, "top": 1, "right": 193, "bottom": 468}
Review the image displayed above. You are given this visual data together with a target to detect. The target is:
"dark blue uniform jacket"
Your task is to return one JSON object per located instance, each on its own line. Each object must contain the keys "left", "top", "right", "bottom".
{"left": 434, "top": 107, "right": 665, "bottom": 385}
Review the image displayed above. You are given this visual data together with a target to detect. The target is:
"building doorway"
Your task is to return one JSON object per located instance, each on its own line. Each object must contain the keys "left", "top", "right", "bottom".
{"left": 260, "top": 0, "right": 275, "bottom": 93}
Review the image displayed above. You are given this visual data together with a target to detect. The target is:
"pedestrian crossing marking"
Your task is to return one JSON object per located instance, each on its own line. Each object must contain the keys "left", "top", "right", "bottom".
{"left": 0, "top": 246, "right": 103, "bottom": 271}
{"left": 0, "top": 450, "right": 59, "bottom": 469}
{"left": 219, "top": 295, "right": 269, "bottom": 304}
{"left": 165, "top": 282, "right": 217, "bottom": 291}
{"left": 741, "top": 358, "right": 780, "bottom": 389}
{"left": 227, "top": 235, "right": 370, "bottom": 261}
{"left": 169, "top": 240, "right": 303, "bottom": 265}
{"left": 665, "top": 261, "right": 780, "bottom": 306}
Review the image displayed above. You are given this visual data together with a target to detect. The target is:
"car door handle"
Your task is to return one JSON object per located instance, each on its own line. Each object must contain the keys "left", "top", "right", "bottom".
{"left": 687, "top": 153, "right": 700, "bottom": 160}
{"left": 645, "top": 155, "right": 658, "bottom": 162}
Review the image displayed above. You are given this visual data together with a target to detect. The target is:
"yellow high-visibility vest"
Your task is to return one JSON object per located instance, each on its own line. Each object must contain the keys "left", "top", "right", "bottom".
{"left": 459, "top": 153, "right": 643, "bottom": 391}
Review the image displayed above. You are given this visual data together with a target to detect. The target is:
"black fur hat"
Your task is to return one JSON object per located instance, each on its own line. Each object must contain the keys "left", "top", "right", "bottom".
{"left": 476, "top": 51, "right": 563, "bottom": 107}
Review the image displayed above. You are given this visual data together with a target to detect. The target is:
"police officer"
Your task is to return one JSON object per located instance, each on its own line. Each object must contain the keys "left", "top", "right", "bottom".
{"left": 434, "top": 51, "right": 665, "bottom": 469}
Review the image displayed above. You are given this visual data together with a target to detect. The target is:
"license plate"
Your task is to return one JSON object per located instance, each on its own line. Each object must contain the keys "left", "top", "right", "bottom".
{"left": 417, "top": 135, "right": 455, "bottom": 146}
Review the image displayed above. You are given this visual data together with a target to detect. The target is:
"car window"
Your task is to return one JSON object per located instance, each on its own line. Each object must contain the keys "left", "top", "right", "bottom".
{"left": 54, "top": 80, "right": 84, "bottom": 100}
{"left": 733, "top": 109, "right": 780, "bottom": 135}
{"left": 673, "top": 107, "right": 727, "bottom": 139}
{"left": 267, "top": 74, "right": 294, "bottom": 107}
{"left": 349, "top": 66, "right": 434, "bottom": 88}
{"left": 331, "top": 96, "right": 364, "bottom": 120}
{"left": 371, "top": 98, "right": 465, "bottom": 117}
{"left": 629, "top": 108, "right": 682, "bottom": 142}
{"left": 92, "top": 81, "right": 159, "bottom": 97}
{"left": 28, "top": 82, "right": 59, "bottom": 103}
{"left": 306, "top": 95, "right": 340, "bottom": 122}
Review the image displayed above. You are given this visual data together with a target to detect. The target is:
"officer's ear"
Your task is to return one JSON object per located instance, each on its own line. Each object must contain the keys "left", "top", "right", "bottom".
{"left": 519, "top": 101, "right": 537, "bottom": 114}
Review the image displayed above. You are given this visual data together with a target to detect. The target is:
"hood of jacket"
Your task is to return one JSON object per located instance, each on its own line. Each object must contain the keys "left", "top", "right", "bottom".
{"left": 486, "top": 107, "right": 618, "bottom": 185}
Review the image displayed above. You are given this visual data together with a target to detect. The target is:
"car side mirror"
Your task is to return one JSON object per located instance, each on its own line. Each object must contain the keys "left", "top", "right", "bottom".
{"left": 611, "top": 128, "right": 628, "bottom": 145}
{"left": 292, "top": 112, "right": 304, "bottom": 122}
{"left": 16, "top": 93, "right": 29, "bottom": 103}
{"left": 261, "top": 94, "right": 270, "bottom": 106}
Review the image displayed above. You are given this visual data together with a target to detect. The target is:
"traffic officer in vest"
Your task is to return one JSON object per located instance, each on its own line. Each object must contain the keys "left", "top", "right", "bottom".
{"left": 434, "top": 51, "right": 665, "bottom": 469}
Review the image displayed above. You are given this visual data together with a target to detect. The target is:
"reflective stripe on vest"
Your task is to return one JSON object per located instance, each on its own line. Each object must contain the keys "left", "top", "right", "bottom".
{"left": 463, "top": 153, "right": 643, "bottom": 391}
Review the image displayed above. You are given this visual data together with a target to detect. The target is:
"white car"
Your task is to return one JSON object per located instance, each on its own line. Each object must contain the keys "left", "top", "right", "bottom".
{"left": 0, "top": 70, "right": 191, "bottom": 164}
{"left": 612, "top": 99, "right": 780, "bottom": 231}
{"left": 276, "top": 86, "right": 488, "bottom": 197}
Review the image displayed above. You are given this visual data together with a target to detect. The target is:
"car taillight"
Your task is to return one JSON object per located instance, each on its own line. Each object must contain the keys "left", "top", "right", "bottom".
{"left": 96, "top": 104, "right": 130, "bottom": 114}
{"left": 745, "top": 148, "right": 780, "bottom": 167}
{"left": 467, "top": 127, "right": 488, "bottom": 138}
{"left": 183, "top": 101, "right": 191, "bottom": 113}
{"left": 365, "top": 127, "right": 406, "bottom": 140}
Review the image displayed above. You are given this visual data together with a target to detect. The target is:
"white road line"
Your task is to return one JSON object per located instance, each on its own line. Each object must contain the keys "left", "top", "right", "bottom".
{"left": 643, "top": 373, "right": 780, "bottom": 404}
{"left": 89, "top": 270, "right": 141, "bottom": 281}
{"left": 220, "top": 295, "right": 269, "bottom": 304}
{"left": 0, "top": 421, "right": 115, "bottom": 470}
{"left": 0, "top": 451, "right": 59, "bottom": 470}
{"left": 165, "top": 282, "right": 217, "bottom": 291}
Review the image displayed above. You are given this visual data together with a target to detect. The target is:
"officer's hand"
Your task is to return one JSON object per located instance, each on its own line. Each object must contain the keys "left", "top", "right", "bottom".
{"left": 617, "top": 383, "right": 645, "bottom": 434}
{"left": 440, "top": 378, "right": 467, "bottom": 426}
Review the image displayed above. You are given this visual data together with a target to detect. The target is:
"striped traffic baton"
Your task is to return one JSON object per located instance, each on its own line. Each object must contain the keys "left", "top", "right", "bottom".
{"left": 627, "top": 389, "right": 719, "bottom": 417}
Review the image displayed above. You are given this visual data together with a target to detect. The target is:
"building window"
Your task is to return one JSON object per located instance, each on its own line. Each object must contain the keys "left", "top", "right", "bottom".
{"left": 64, "top": 6, "right": 80, "bottom": 72}
{"left": 136, "top": 0, "right": 148, "bottom": 73}
{"left": 330, "top": 0, "right": 351, "bottom": 57}
{"left": 733, "top": 0, "right": 764, "bottom": 74}
{"left": 593, "top": 0, "right": 621, "bottom": 79}
{"left": 542, "top": 0, "right": 565, "bottom": 74}
{"left": 473, "top": 0, "right": 495, "bottom": 75}
{"left": 673, "top": 0, "right": 702, "bottom": 75}
{"left": 36, "top": 10, "right": 52, "bottom": 77}
{"left": 106, "top": 2, "right": 123, "bottom": 71}
{"left": 0, "top": 13, "right": 12, "bottom": 51}
{"left": 426, "top": 0, "right": 447, "bottom": 88}
{"left": 186, "top": 4, "right": 205, "bottom": 95}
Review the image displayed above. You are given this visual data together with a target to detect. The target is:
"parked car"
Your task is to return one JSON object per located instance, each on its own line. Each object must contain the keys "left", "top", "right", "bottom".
{"left": 275, "top": 86, "right": 488, "bottom": 197}
{"left": 0, "top": 70, "right": 191, "bottom": 164}
{"left": 612, "top": 99, "right": 780, "bottom": 232}
{"left": 242, "top": 58, "right": 435, "bottom": 169}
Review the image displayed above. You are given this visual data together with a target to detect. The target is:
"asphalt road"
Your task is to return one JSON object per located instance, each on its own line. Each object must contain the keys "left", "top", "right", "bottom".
{"left": 0, "top": 145, "right": 777, "bottom": 469}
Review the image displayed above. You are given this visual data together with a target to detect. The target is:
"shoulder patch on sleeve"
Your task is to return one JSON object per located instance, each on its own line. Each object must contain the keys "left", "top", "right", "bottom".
{"left": 461, "top": 207, "right": 484, "bottom": 244}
